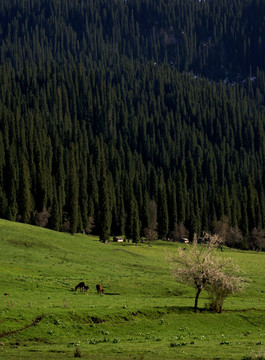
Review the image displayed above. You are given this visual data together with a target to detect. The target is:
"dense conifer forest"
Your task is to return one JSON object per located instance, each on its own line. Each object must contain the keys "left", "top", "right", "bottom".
{"left": 0, "top": 0, "right": 265, "bottom": 248}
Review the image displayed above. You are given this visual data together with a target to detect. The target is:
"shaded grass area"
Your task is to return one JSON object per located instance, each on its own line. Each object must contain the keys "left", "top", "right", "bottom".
{"left": 1, "top": 308, "right": 264, "bottom": 359}
{"left": 0, "top": 218, "right": 265, "bottom": 359}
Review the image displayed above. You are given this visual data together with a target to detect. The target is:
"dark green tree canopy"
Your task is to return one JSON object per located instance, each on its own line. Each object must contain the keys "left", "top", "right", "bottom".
{"left": 0, "top": 0, "right": 265, "bottom": 247}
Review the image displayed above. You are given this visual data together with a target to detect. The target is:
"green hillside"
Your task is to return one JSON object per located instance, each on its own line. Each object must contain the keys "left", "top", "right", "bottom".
{"left": 0, "top": 219, "right": 264, "bottom": 359}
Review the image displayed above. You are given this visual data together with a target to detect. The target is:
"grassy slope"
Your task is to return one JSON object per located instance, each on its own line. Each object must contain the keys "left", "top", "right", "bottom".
{"left": 0, "top": 218, "right": 264, "bottom": 359}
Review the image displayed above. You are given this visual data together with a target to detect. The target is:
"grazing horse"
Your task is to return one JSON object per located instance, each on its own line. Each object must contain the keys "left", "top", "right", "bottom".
{"left": 84, "top": 285, "right": 89, "bottom": 292}
{"left": 96, "top": 284, "right": 105, "bottom": 294}
{"left": 75, "top": 281, "right": 86, "bottom": 291}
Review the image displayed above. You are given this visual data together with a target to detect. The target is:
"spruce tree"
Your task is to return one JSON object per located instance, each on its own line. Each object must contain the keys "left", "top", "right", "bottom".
{"left": 157, "top": 182, "right": 169, "bottom": 239}
{"left": 127, "top": 193, "right": 141, "bottom": 244}
{"left": 0, "top": 185, "right": 8, "bottom": 218}
{"left": 69, "top": 144, "right": 79, "bottom": 235}
{"left": 79, "top": 159, "right": 89, "bottom": 233}
{"left": 99, "top": 173, "right": 112, "bottom": 243}
{"left": 19, "top": 157, "right": 32, "bottom": 223}
{"left": 48, "top": 184, "right": 60, "bottom": 231}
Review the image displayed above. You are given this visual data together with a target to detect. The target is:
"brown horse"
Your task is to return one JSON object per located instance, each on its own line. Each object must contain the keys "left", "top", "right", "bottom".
{"left": 96, "top": 284, "right": 105, "bottom": 294}
{"left": 75, "top": 281, "right": 86, "bottom": 291}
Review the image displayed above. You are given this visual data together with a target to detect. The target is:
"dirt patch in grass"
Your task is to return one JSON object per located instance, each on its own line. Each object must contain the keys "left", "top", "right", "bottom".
{"left": 112, "top": 248, "right": 144, "bottom": 257}
{"left": 69, "top": 313, "right": 106, "bottom": 324}
{"left": 90, "top": 316, "right": 105, "bottom": 324}
{"left": 0, "top": 315, "right": 44, "bottom": 338}
{"left": 104, "top": 292, "right": 120, "bottom": 295}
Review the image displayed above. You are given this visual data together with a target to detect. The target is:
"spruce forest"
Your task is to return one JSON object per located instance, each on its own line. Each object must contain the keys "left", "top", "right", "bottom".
{"left": 0, "top": 0, "right": 265, "bottom": 248}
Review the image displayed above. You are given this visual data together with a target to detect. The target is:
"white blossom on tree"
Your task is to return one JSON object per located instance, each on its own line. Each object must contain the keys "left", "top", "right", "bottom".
{"left": 169, "top": 233, "right": 245, "bottom": 312}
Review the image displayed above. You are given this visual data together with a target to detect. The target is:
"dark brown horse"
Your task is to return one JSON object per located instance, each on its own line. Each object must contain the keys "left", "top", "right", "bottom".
{"left": 75, "top": 281, "right": 87, "bottom": 291}
{"left": 96, "top": 284, "right": 105, "bottom": 294}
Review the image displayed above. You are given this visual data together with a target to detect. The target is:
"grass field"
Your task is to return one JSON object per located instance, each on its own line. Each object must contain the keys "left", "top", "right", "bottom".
{"left": 0, "top": 218, "right": 265, "bottom": 359}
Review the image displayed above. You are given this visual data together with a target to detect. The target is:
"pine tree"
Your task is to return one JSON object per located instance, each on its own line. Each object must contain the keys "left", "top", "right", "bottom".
{"left": 167, "top": 179, "right": 178, "bottom": 233}
{"left": 99, "top": 173, "right": 112, "bottom": 242}
{"left": 19, "top": 157, "right": 32, "bottom": 223}
{"left": 0, "top": 185, "right": 8, "bottom": 218}
{"left": 48, "top": 184, "right": 60, "bottom": 231}
{"left": 5, "top": 149, "right": 18, "bottom": 221}
{"left": 69, "top": 144, "right": 79, "bottom": 235}
{"left": 129, "top": 194, "right": 141, "bottom": 244}
{"left": 79, "top": 159, "right": 89, "bottom": 233}
{"left": 157, "top": 180, "right": 169, "bottom": 239}
{"left": 0, "top": 131, "right": 5, "bottom": 188}
{"left": 247, "top": 177, "right": 256, "bottom": 232}
{"left": 7, "top": 179, "right": 18, "bottom": 221}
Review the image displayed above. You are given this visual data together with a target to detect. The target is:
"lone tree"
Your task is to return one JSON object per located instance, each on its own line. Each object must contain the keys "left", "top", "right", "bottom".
{"left": 169, "top": 234, "right": 245, "bottom": 312}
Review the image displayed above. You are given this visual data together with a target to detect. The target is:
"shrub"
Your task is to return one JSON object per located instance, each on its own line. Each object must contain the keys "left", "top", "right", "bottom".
{"left": 74, "top": 347, "right": 82, "bottom": 358}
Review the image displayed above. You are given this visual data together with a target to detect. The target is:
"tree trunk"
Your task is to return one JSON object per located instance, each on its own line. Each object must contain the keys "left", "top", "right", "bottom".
{"left": 194, "top": 288, "right": 202, "bottom": 311}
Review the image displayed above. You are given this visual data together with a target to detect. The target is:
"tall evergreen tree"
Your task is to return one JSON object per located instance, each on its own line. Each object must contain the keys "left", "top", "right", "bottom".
{"left": 68, "top": 144, "right": 79, "bottom": 235}
{"left": 99, "top": 173, "right": 112, "bottom": 243}
{"left": 19, "top": 157, "right": 32, "bottom": 223}
{"left": 79, "top": 159, "right": 89, "bottom": 233}
{"left": 157, "top": 181, "right": 169, "bottom": 239}
{"left": 48, "top": 184, "right": 60, "bottom": 231}
{"left": 130, "top": 194, "right": 141, "bottom": 244}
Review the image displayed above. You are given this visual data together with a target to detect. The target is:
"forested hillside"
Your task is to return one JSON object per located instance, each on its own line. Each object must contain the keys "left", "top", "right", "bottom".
{"left": 0, "top": 0, "right": 265, "bottom": 247}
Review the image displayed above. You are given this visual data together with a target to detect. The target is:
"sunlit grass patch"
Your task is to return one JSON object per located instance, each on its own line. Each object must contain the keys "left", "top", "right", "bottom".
{"left": 0, "top": 218, "right": 265, "bottom": 359}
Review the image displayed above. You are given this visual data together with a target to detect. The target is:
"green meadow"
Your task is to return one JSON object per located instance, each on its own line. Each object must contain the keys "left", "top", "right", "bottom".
{"left": 0, "top": 218, "right": 264, "bottom": 360}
